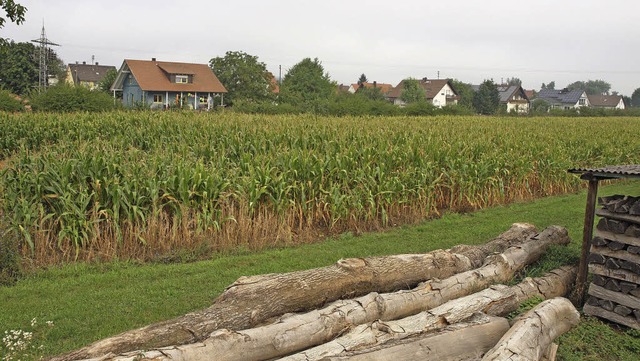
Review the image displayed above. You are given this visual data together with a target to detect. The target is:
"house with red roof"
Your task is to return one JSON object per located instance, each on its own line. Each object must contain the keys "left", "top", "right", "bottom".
{"left": 348, "top": 82, "right": 394, "bottom": 95}
{"left": 386, "top": 78, "right": 459, "bottom": 108}
{"left": 110, "top": 58, "right": 227, "bottom": 109}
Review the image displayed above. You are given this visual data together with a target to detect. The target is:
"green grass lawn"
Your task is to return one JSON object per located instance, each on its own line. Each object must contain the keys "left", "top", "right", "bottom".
{"left": 1, "top": 182, "right": 640, "bottom": 360}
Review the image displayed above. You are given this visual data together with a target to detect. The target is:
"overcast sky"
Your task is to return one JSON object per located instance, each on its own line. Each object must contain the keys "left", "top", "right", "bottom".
{"left": 3, "top": 0, "right": 639, "bottom": 95}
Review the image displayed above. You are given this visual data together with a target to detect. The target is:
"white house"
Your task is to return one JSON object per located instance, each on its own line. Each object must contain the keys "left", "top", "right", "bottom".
{"left": 587, "top": 95, "right": 626, "bottom": 110}
{"left": 386, "top": 78, "right": 459, "bottom": 108}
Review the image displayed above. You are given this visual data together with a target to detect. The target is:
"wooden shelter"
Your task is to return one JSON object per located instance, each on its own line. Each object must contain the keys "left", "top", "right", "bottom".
{"left": 568, "top": 165, "right": 640, "bottom": 329}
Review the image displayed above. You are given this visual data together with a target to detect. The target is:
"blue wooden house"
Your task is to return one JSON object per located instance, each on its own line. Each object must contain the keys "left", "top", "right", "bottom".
{"left": 110, "top": 58, "right": 227, "bottom": 109}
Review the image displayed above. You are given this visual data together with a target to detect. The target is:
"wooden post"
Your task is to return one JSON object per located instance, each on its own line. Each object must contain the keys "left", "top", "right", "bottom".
{"left": 574, "top": 175, "right": 599, "bottom": 305}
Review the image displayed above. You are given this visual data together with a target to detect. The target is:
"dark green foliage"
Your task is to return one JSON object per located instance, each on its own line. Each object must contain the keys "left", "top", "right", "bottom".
{"left": 541, "top": 81, "right": 555, "bottom": 90}
{"left": 0, "top": 0, "right": 26, "bottom": 29}
{"left": 356, "top": 86, "right": 385, "bottom": 101}
{"left": 473, "top": 79, "right": 500, "bottom": 115}
{"left": 451, "top": 79, "right": 474, "bottom": 109}
{"left": 97, "top": 69, "right": 117, "bottom": 93}
{"left": 29, "top": 84, "right": 116, "bottom": 112}
{"left": 399, "top": 78, "right": 426, "bottom": 104}
{"left": 209, "top": 51, "right": 274, "bottom": 105}
{"left": 403, "top": 101, "right": 436, "bottom": 115}
{"left": 567, "top": 79, "right": 611, "bottom": 95}
{"left": 0, "top": 41, "right": 38, "bottom": 95}
{"left": 280, "top": 58, "right": 336, "bottom": 107}
{"left": 531, "top": 99, "right": 550, "bottom": 114}
{"left": 358, "top": 73, "right": 367, "bottom": 84}
{"left": 631, "top": 88, "right": 640, "bottom": 107}
{"left": 505, "top": 77, "right": 522, "bottom": 86}
{"left": 0, "top": 89, "right": 25, "bottom": 111}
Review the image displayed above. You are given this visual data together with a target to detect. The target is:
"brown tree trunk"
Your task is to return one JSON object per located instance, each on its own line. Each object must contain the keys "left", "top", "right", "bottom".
{"left": 80, "top": 267, "right": 576, "bottom": 361}
{"left": 481, "top": 297, "right": 580, "bottom": 361}
{"left": 52, "top": 223, "right": 538, "bottom": 361}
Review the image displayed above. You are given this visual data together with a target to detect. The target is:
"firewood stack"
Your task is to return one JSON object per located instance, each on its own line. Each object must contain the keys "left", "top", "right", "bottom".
{"left": 584, "top": 195, "right": 640, "bottom": 329}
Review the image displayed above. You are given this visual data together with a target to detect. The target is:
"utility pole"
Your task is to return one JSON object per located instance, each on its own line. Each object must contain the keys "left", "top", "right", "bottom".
{"left": 31, "top": 22, "right": 60, "bottom": 92}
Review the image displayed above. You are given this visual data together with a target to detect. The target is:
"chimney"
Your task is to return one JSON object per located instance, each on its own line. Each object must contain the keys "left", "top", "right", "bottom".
{"left": 152, "top": 57, "right": 157, "bottom": 62}
{"left": 75, "top": 61, "right": 78, "bottom": 64}
{"left": 82, "top": 61, "right": 86, "bottom": 65}
{"left": 373, "top": 81, "right": 377, "bottom": 88}
{"left": 95, "top": 62, "right": 99, "bottom": 65}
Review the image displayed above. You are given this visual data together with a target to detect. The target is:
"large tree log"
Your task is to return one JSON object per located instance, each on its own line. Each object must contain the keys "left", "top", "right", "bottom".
{"left": 278, "top": 267, "right": 576, "bottom": 361}
{"left": 481, "top": 297, "right": 580, "bottom": 361}
{"left": 317, "top": 314, "right": 510, "bottom": 361}
{"left": 82, "top": 267, "right": 576, "bottom": 361}
{"left": 80, "top": 227, "right": 570, "bottom": 361}
{"left": 52, "top": 223, "right": 538, "bottom": 361}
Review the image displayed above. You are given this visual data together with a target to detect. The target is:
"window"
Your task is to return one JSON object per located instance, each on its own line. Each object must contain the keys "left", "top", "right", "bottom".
{"left": 176, "top": 75, "right": 189, "bottom": 84}
{"left": 578, "top": 98, "right": 586, "bottom": 106}
{"left": 153, "top": 94, "right": 163, "bottom": 103}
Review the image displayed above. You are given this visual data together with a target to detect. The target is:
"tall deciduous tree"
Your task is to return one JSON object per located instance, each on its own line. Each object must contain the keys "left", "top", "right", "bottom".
{"left": 0, "top": 0, "right": 26, "bottom": 29}
{"left": 451, "top": 79, "right": 474, "bottom": 109}
{"left": 473, "top": 79, "right": 500, "bottom": 115}
{"left": 631, "top": 88, "right": 640, "bottom": 107}
{"left": 541, "top": 81, "right": 555, "bottom": 90}
{"left": 0, "top": 40, "right": 64, "bottom": 94}
{"left": 209, "top": 51, "right": 274, "bottom": 105}
{"left": 280, "top": 57, "right": 335, "bottom": 106}
{"left": 0, "top": 40, "right": 37, "bottom": 94}
{"left": 505, "top": 77, "right": 522, "bottom": 86}
{"left": 567, "top": 79, "right": 611, "bottom": 95}
{"left": 399, "top": 78, "right": 426, "bottom": 104}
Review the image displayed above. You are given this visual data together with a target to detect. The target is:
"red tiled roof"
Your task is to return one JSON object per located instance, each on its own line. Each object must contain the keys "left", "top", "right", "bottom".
{"left": 350, "top": 82, "right": 394, "bottom": 94}
{"left": 126, "top": 59, "right": 227, "bottom": 93}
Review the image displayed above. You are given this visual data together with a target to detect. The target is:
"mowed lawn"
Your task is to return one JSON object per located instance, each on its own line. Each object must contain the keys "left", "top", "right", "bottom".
{"left": 1, "top": 181, "right": 640, "bottom": 360}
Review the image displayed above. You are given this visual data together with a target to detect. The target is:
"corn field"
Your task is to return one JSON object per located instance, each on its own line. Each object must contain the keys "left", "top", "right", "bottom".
{"left": 0, "top": 112, "right": 638, "bottom": 265}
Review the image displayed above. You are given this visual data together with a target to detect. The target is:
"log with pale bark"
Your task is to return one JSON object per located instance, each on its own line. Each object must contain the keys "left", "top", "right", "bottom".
{"left": 316, "top": 314, "right": 511, "bottom": 361}
{"left": 52, "top": 223, "right": 538, "bottom": 361}
{"left": 80, "top": 267, "right": 576, "bottom": 361}
{"left": 279, "top": 266, "right": 576, "bottom": 361}
{"left": 481, "top": 297, "right": 580, "bottom": 361}
{"left": 75, "top": 226, "right": 570, "bottom": 361}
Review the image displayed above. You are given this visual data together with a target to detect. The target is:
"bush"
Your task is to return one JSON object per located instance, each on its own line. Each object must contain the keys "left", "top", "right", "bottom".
{"left": 29, "top": 84, "right": 116, "bottom": 112}
{"left": 0, "top": 90, "right": 26, "bottom": 112}
{"left": 402, "top": 101, "right": 437, "bottom": 116}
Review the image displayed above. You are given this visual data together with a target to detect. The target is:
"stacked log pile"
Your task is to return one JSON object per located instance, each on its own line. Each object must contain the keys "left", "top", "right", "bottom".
{"left": 584, "top": 195, "right": 640, "bottom": 329}
{"left": 51, "top": 224, "right": 580, "bottom": 361}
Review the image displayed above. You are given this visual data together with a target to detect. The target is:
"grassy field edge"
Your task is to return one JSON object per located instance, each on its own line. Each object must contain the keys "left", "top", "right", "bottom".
{"left": 1, "top": 181, "right": 639, "bottom": 360}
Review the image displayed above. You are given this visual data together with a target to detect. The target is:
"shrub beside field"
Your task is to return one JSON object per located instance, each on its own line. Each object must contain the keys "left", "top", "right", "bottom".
{"left": 0, "top": 112, "right": 639, "bottom": 266}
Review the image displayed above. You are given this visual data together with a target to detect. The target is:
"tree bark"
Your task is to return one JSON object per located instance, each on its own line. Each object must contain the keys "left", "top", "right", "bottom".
{"left": 481, "top": 297, "right": 580, "bottom": 361}
{"left": 51, "top": 223, "right": 538, "bottom": 361}
{"left": 317, "top": 314, "right": 510, "bottom": 361}
{"left": 278, "top": 267, "right": 576, "bottom": 361}
{"left": 75, "top": 227, "right": 570, "bottom": 361}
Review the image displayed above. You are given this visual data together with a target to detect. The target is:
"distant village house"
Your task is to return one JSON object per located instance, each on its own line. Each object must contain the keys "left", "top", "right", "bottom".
{"left": 587, "top": 94, "right": 625, "bottom": 110}
{"left": 65, "top": 62, "right": 116, "bottom": 90}
{"left": 110, "top": 59, "right": 227, "bottom": 110}
{"left": 535, "top": 88, "right": 590, "bottom": 109}
{"left": 386, "top": 78, "right": 459, "bottom": 108}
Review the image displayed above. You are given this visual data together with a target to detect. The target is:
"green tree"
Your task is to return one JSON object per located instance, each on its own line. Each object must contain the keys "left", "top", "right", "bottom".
{"left": 0, "top": 40, "right": 38, "bottom": 94}
{"left": 358, "top": 73, "right": 367, "bottom": 86}
{"left": 541, "top": 81, "right": 555, "bottom": 90}
{"left": 567, "top": 79, "right": 611, "bottom": 95}
{"left": 280, "top": 57, "right": 335, "bottom": 107}
{"left": 631, "top": 88, "right": 640, "bottom": 107}
{"left": 357, "top": 86, "right": 385, "bottom": 101}
{"left": 399, "top": 78, "right": 426, "bottom": 104}
{"left": 473, "top": 79, "right": 500, "bottom": 115}
{"left": 505, "top": 77, "right": 522, "bottom": 86}
{"left": 531, "top": 98, "right": 550, "bottom": 114}
{"left": 97, "top": 68, "right": 117, "bottom": 92}
{"left": 209, "top": 51, "right": 274, "bottom": 105}
{"left": 0, "top": 0, "right": 26, "bottom": 29}
{"left": 451, "top": 79, "right": 474, "bottom": 109}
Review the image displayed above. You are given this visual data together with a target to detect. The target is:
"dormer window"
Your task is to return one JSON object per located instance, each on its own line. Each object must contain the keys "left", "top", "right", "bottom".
{"left": 176, "top": 75, "right": 189, "bottom": 84}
